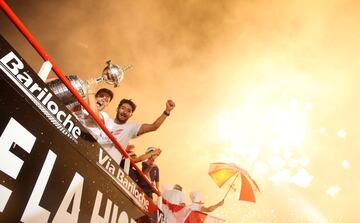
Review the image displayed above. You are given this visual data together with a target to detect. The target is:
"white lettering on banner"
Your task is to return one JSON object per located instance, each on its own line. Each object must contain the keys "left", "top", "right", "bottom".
{"left": 0, "top": 118, "right": 151, "bottom": 222}
{"left": 53, "top": 173, "right": 84, "bottom": 223}
{"left": 0, "top": 117, "right": 36, "bottom": 178}
{"left": 21, "top": 150, "right": 57, "bottom": 223}
{"left": 111, "top": 204, "right": 119, "bottom": 223}
{"left": 97, "top": 148, "right": 150, "bottom": 212}
{"left": 157, "top": 211, "right": 165, "bottom": 223}
{"left": 90, "top": 191, "right": 112, "bottom": 223}
{"left": 0, "top": 118, "right": 36, "bottom": 212}
{"left": 118, "top": 211, "right": 129, "bottom": 223}
{"left": 0, "top": 186, "right": 12, "bottom": 212}
{"left": 0, "top": 51, "right": 24, "bottom": 74}
{"left": 98, "top": 148, "right": 112, "bottom": 165}
{"left": 0, "top": 51, "right": 81, "bottom": 141}
{"left": 90, "top": 191, "right": 137, "bottom": 223}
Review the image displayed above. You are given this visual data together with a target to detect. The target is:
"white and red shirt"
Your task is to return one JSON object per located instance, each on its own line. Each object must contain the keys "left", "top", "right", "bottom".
{"left": 162, "top": 189, "right": 186, "bottom": 205}
{"left": 162, "top": 201, "right": 225, "bottom": 223}
{"left": 97, "top": 119, "right": 141, "bottom": 163}
{"left": 187, "top": 203, "right": 202, "bottom": 211}
{"left": 73, "top": 106, "right": 110, "bottom": 139}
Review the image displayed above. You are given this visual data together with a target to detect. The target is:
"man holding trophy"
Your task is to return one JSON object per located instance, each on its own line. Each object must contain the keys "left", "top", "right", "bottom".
{"left": 83, "top": 61, "right": 176, "bottom": 161}
{"left": 47, "top": 60, "right": 126, "bottom": 138}
{"left": 77, "top": 86, "right": 114, "bottom": 138}
{"left": 47, "top": 60, "right": 176, "bottom": 164}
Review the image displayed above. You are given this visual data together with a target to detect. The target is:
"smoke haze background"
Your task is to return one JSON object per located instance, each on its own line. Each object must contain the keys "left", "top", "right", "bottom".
{"left": 1, "top": 0, "right": 360, "bottom": 222}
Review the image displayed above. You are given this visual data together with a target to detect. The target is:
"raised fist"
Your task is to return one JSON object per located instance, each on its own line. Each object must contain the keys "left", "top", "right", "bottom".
{"left": 165, "top": 100, "right": 175, "bottom": 113}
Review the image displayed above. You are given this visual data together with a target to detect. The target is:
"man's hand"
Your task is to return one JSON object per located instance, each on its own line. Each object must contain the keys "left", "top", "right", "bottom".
{"left": 151, "top": 148, "right": 162, "bottom": 156}
{"left": 137, "top": 100, "right": 175, "bottom": 136}
{"left": 165, "top": 100, "right": 175, "bottom": 113}
{"left": 126, "top": 144, "right": 135, "bottom": 152}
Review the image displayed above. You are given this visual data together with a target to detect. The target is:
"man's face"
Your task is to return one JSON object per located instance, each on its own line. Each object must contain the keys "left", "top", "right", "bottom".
{"left": 116, "top": 103, "right": 133, "bottom": 123}
{"left": 147, "top": 156, "right": 156, "bottom": 165}
{"left": 95, "top": 92, "right": 111, "bottom": 111}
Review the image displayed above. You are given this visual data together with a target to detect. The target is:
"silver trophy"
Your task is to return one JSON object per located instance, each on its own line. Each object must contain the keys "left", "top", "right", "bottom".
{"left": 47, "top": 60, "right": 131, "bottom": 109}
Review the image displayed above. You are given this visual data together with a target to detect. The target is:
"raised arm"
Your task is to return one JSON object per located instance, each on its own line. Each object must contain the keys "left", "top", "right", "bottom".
{"left": 132, "top": 148, "right": 162, "bottom": 163}
{"left": 137, "top": 100, "right": 175, "bottom": 136}
{"left": 201, "top": 199, "right": 224, "bottom": 213}
{"left": 87, "top": 84, "right": 99, "bottom": 117}
{"left": 83, "top": 84, "right": 107, "bottom": 128}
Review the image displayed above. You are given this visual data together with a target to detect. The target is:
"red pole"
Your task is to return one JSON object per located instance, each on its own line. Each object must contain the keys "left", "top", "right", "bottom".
{"left": 0, "top": 0, "right": 160, "bottom": 196}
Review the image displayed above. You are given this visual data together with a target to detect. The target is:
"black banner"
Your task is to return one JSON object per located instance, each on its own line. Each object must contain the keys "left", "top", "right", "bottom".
{"left": 0, "top": 35, "right": 164, "bottom": 223}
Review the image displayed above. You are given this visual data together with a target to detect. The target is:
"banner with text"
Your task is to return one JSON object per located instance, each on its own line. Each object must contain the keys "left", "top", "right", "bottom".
{"left": 0, "top": 35, "right": 164, "bottom": 223}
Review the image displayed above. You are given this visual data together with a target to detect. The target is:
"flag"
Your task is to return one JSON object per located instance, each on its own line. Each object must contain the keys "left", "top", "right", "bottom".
{"left": 184, "top": 210, "right": 225, "bottom": 223}
{"left": 162, "top": 198, "right": 191, "bottom": 223}
{"left": 162, "top": 198, "right": 225, "bottom": 223}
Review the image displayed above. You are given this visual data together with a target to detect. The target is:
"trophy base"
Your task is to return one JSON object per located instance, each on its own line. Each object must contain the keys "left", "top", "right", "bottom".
{"left": 47, "top": 75, "right": 88, "bottom": 108}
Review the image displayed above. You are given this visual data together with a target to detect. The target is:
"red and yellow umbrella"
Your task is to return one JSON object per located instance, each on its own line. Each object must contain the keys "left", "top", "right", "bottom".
{"left": 208, "top": 162, "right": 260, "bottom": 203}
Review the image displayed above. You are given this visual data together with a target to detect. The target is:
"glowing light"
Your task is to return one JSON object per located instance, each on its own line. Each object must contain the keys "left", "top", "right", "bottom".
{"left": 290, "top": 98, "right": 299, "bottom": 111}
{"left": 253, "top": 161, "right": 268, "bottom": 175}
{"left": 269, "top": 110, "right": 307, "bottom": 147}
{"left": 268, "top": 156, "right": 286, "bottom": 170}
{"left": 304, "top": 103, "right": 313, "bottom": 112}
{"left": 291, "top": 168, "right": 313, "bottom": 188}
{"left": 319, "top": 128, "right": 326, "bottom": 134}
{"left": 326, "top": 186, "right": 341, "bottom": 198}
{"left": 288, "top": 159, "right": 298, "bottom": 168}
{"left": 289, "top": 198, "right": 297, "bottom": 205}
{"left": 298, "top": 158, "right": 309, "bottom": 166}
{"left": 216, "top": 110, "right": 233, "bottom": 140}
{"left": 336, "top": 129, "right": 346, "bottom": 138}
{"left": 282, "top": 146, "right": 293, "bottom": 158}
{"left": 247, "top": 146, "right": 259, "bottom": 161}
{"left": 341, "top": 160, "right": 350, "bottom": 169}
{"left": 268, "top": 170, "right": 291, "bottom": 184}
{"left": 217, "top": 154, "right": 239, "bottom": 164}
{"left": 214, "top": 97, "right": 312, "bottom": 188}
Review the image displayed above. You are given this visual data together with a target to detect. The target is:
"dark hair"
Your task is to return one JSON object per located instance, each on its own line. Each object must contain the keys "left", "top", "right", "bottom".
{"left": 118, "top": 98, "right": 136, "bottom": 112}
{"left": 174, "top": 184, "right": 183, "bottom": 191}
{"left": 95, "top": 88, "right": 114, "bottom": 101}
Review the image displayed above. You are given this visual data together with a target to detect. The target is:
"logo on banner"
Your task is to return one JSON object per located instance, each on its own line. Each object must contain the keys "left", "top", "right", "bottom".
{"left": 97, "top": 148, "right": 150, "bottom": 212}
{"left": 0, "top": 51, "right": 81, "bottom": 142}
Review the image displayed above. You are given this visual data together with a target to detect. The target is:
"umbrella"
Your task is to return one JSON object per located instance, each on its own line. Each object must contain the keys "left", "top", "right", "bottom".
{"left": 208, "top": 162, "right": 260, "bottom": 203}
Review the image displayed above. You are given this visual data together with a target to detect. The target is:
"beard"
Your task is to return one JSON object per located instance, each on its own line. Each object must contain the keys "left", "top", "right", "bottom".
{"left": 115, "top": 112, "right": 128, "bottom": 124}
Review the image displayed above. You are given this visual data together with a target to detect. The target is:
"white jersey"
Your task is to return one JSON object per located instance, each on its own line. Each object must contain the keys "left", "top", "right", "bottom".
{"left": 73, "top": 107, "right": 110, "bottom": 139}
{"left": 85, "top": 111, "right": 110, "bottom": 139}
{"left": 187, "top": 203, "right": 202, "bottom": 211}
{"left": 162, "top": 189, "right": 186, "bottom": 205}
{"left": 97, "top": 119, "right": 141, "bottom": 163}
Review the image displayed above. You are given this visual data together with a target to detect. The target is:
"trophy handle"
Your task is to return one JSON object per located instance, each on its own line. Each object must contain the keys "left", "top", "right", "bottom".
{"left": 102, "top": 61, "right": 132, "bottom": 87}
{"left": 94, "top": 76, "right": 104, "bottom": 83}
{"left": 85, "top": 61, "right": 132, "bottom": 88}
{"left": 85, "top": 77, "right": 103, "bottom": 86}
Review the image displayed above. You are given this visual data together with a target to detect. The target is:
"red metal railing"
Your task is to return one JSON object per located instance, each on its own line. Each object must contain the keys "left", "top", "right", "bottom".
{"left": 0, "top": 0, "right": 160, "bottom": 196}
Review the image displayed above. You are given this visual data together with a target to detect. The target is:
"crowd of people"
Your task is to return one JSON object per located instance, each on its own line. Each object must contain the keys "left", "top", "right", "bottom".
{"left": 70, "top": 78, "right": 224, "bottom": 215}
{"left": 163, "top": 184, "right": 224, "bottom": 213}
{"left": 77, "top": 82, "right": 173, "bottom": 197}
